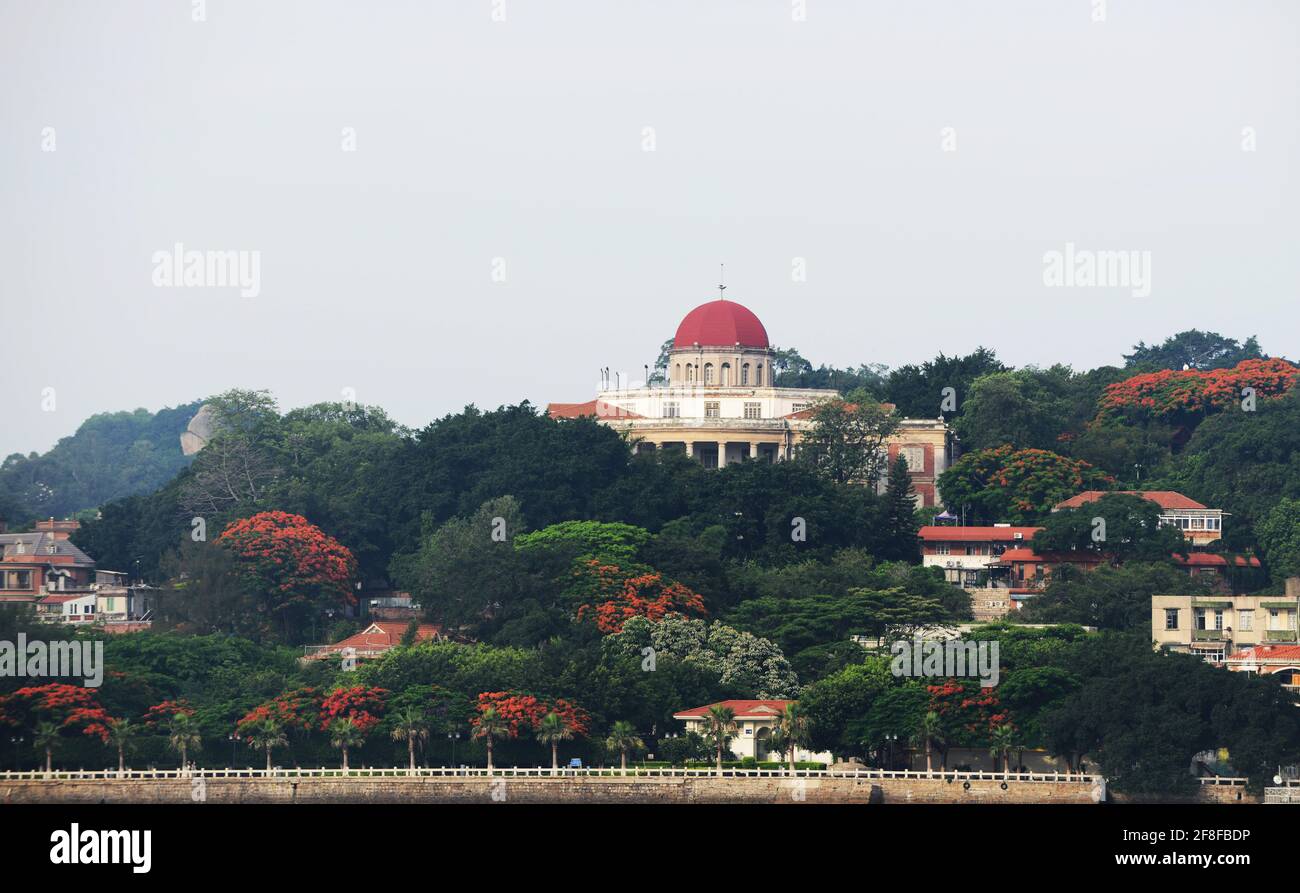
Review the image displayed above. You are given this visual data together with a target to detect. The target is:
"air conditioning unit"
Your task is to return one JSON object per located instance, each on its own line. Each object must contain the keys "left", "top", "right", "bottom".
{"left": 1013, "top": 532, "right": 1024, "bottom": 540}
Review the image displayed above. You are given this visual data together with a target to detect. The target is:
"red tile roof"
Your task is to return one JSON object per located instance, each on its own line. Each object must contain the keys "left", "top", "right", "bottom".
{"left": 673, "top": 699, "right": 792, "bottom": 720}
{"left": 782, "top": 402, "right": 895, "bottom": 421}
{"left": 919, "top": 526, "right": 1041, "bottom": 542}
{"left": 314, "top": 622, "right": 441, "bottom": 656}
{"left": 546, "top": 400, "right": 645, "bottom": 420}
{"left": 1054, "top": 490, "right": 1209, "bottom": 510}
{"left": 1174, "top": 553, "right": 1261, "bottom": 567}
{"left": 1225, "top": 645, "right": 1300, "bottom": 665}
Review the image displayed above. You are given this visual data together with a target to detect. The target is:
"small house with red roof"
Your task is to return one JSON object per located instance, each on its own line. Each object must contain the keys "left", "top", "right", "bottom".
{"left": 1053, "top": 490, "right": 1225, "bottom": 547}
{"left": 672, "top": 699, "right": 833, "bottom": 764}
{"left": 303, "top": 621, "right": 443, "bottom": 664}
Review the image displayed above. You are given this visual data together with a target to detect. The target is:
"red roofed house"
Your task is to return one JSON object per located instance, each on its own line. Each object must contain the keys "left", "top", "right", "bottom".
{"left": 672, "top": 700, "right": 833, "bottom": 764}
{"left": 1224, "top": 644, "right": 1300, "bottom": 690}
{"left": 1052, "top": 490, "right": 1225, "bottom": 547}
{"left": 303, "top": 621, "right": 443, "bottom": 664}
{"left": 920, "top": 525, "right": 1040, "bottom": 587}
{"left": 0, "top": 518, "right": 97, "bottom": 607}
{"left": 546, "top": 297, "right": 954, "bottom": 507}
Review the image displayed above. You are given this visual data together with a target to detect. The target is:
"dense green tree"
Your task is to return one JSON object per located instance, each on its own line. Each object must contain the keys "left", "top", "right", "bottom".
{"left": 1032, "top": 493, "right": 1189, "bottom": 564}
{"left": 937, "top": 445, "right": 1112, "bottom": 524}
{"left": 1257, "top": 497, "right": 1300, "bottom": 582}
{"left": 1019, "top": 562, "right": 1213, "bottom": 631}
{"left": 1165, "top": 388, "right": 1300, "bottom": 549}
{"left": 394, "top": 496, "right": 537, "bottom": 632}
{"left": 797, "top": 658, "right": 893, "bottom": 757}
{"left": 954, "top": 366, "right": 1085, "bottom": 452}
{"left": 885, "top": 347, "right": 1007, "bottom": 420}
{"left": 796, "top": 392, "right": 899, "bottom": 486}
{"left": 0, "top": 400, "right": 201, "bottom": 522}
{"left": 1124, "top": 330, "right": 1264, "bottom": 372}
{"left": 881, "top": 455, "right": 920, "bottom": 561}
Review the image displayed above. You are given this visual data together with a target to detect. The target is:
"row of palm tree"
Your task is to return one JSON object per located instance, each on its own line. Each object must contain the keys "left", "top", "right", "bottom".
{"left": 909, "top": 711, "right": 1018, "bottom": 775}
{"left": 31, "top": 705, "right": 823, "bottom": 776}
{"left": 468, "top": 708, "right": 646, "bottom": 773}
{"left": 699, "top": 703, "right": 811, "bottom": 776}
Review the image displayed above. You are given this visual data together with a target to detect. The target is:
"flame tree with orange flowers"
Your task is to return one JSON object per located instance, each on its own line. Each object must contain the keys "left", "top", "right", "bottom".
{"left": 470, "top": 691, "right": 589, "bottom": 771}
{"left": 216, "top": 510, "right": 357, "bottom": 641}
{"left": 0, "top": 683, "right": 114, "bottom": 772}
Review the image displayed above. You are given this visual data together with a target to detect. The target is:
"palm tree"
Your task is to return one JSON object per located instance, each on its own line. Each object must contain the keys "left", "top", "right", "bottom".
{"left": 106, "top": 718, "right": 137, "bottom": 774}
{"left": 472, "top": 708, "right": 510, "bottom": 774}
{"left": 605, "top": 721, "right": 644, "bottom": 774}
{"left": 168, "top": 713, "right": 202, "bottom": 772}
{"left": 989, "top": 724, "right": 1016, "bottom": 777}
{"left": 33, "top": 721, "right": 60, "bottom": 774}
{"left": 703, "top": 705, "right": 737, "bottom": 776}
{"left": 535, "top": 712, "right": 574, "bottom": 774}
{"left": 389, "top": 707, "right": 428, "bottom": 771}
{"left": 330, "top": 718, "right": 366, "bottom": 772}
{"left": 912, "top": 711, "right": 944, "bottom": 774}
{"left": 246, "top": 718, "right": 288, "bottom": 772}
{"left": 773, "top": 703, "right": 810, "bottom": 774}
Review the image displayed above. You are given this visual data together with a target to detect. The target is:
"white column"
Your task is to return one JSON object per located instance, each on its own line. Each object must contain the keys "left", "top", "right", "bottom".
{"left": 749, "top": 442, "right": 759, "bottom": 460}
{"left": 717, "top": 442, "right": 727, "bottom": 468}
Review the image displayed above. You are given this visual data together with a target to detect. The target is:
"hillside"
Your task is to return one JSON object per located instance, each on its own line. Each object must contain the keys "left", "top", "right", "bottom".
{"left": 0, "top": 401, "right": 201, "bottom": 525}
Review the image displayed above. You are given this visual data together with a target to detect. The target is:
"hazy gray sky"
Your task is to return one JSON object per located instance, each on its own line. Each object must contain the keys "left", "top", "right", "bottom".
{"left": 3, "top": 0, "right": 1297, "bottom": 457}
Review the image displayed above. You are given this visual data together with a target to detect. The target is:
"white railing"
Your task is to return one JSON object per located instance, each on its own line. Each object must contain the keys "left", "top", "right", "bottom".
{"left": 0, "top": 766, "right": 1097, "bottom": 784}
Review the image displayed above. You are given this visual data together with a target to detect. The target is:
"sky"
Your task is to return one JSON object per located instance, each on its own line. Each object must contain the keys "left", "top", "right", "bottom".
{"left": 2, "top": 0, "right": 1297, "bottom": 458}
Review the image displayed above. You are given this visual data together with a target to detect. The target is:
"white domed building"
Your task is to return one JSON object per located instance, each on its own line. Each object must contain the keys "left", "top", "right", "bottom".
{"left": 548, "top": 297, "right": 954, "bottom": 507}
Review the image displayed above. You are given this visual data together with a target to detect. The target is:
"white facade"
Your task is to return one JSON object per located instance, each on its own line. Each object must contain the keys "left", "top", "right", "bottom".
{"left": 673, "top": 702, "right": 834, "bottom": 764}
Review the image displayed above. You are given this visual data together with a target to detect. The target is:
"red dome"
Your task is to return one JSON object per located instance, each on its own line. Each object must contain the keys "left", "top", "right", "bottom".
{"left": 672, "top": 300, "right": 770, "bottom": 349}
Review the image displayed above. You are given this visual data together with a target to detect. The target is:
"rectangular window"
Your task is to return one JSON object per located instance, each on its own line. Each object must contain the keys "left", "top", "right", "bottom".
{"left": 743, "top": 402, "right": 761, "bottom": 420}
{"left": 935, "top": 544, "right": 950, "bottom": 555}
{"left": 1165, "top": 608, "right": 1179, "bottom": 630}
{"left": 791, "top": 402, "right": 810, "bottom": 413}
{"left": 1195, "top": 608, "right": 1207, "bottom": 630}
{"left": 2, "top": 570, "right": 32, "bottom": 591}
{"left": 901, "top": 446, "right": 925, "bottom": 471}
{"left": 1214, "top": 609, "right": 1224, "bottom": 630}
{"left": 662, "top": 402, "right": 679, "bottom": 418}
{"left": 1239, "top": 610, "right": 1253, "bottom": 631}
{"left": 704, "top": 402, "right": 720, "bottom": 419}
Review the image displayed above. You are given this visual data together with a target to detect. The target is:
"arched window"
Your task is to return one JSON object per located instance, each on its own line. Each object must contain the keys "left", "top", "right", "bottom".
{"left": 704, "top": 364, "right": 714, "bottom": 385}
{"left": 721, "top": 363, "right": 731, "bottom": 386}
{"left": 686, "top": 364, "right": 695, "bottom": 383}
{"left": 674, "top": 363, "right": 681, "bottom": 383}
{"left": 741, "top": 364, "right": 750, "bottom": 385}
{"left": 755, "top": 364, "right": 763, "bottom": 386}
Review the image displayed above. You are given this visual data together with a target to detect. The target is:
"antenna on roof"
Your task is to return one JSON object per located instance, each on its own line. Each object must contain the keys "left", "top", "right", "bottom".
{"left": 718, "top": 264, "right": 726, "bottom": 300}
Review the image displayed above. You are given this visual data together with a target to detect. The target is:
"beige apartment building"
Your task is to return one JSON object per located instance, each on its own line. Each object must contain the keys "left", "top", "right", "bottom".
{"left": 1152, "top": 579, "right": 1300, "bottom": 663}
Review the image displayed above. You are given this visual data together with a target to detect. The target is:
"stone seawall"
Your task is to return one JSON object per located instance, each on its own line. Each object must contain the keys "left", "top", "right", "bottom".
{"left": 0, "top": 775, "right": 1101, "bottom": 804}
